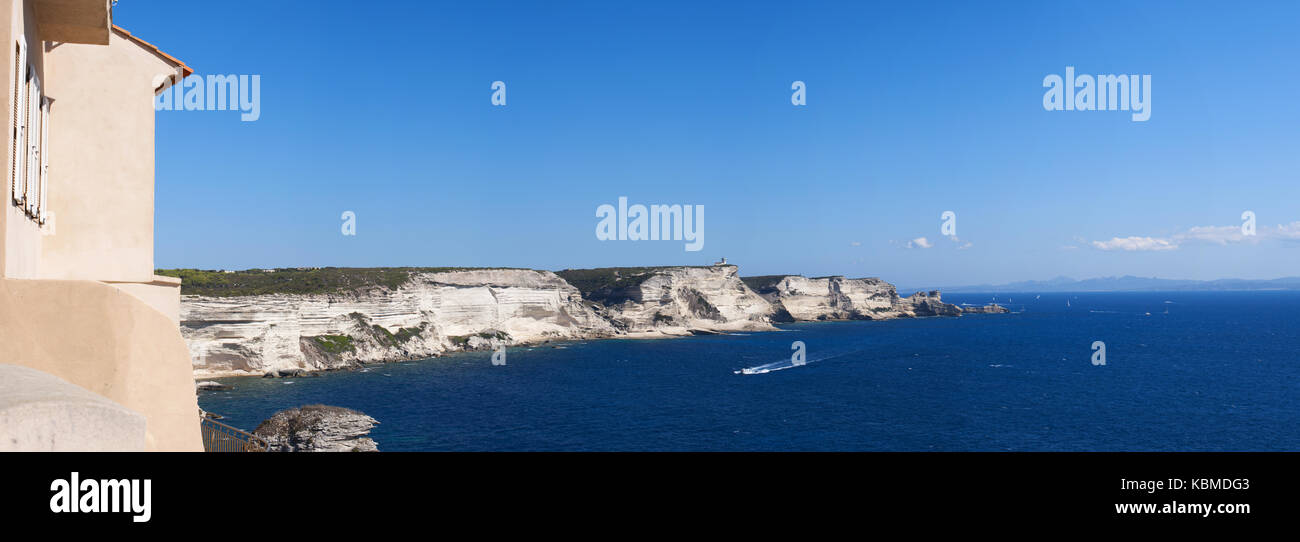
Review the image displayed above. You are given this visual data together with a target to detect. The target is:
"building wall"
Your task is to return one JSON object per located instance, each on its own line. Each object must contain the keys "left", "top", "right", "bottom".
{"left": 38, "top": 27, "right": 174, "bottom": 282}
{"left": 0, "top": 2, "right": 200, "bottom": 452}
{"left": 1, "top": 0, "right": 47, "bottom": 279}
{"left": 0, "top": 277, "right": 203, "bottom": 451}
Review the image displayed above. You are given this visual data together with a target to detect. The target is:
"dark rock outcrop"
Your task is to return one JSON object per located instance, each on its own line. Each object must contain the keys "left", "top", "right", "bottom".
{"left": 253, "top": 405, "right": 379, "bottom": 452}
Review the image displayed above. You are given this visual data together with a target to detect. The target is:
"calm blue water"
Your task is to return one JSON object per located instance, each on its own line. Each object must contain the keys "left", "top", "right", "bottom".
{"left": 198, "top": 292, "right": 1299, "bottom": 451}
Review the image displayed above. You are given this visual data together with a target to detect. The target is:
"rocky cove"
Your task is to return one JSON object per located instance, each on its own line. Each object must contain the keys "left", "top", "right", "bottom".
{"left": 168, "top": 265, "right": 1007, "bottom": 378}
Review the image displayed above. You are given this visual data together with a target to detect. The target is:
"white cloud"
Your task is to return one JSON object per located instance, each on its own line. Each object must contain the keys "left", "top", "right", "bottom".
{"left": 850, "top": 241, "right": 862, "bottom": 247}
{"left": 906, "top": 237, "right": 933, "bottom": 249}
{"left": 1177, "top": 225, "right": 1254, "bottom": 245}
{"left": 1274, "top": 221, "right": 1300, "bottom": 240}
{"left": 1089, "top": 219, "right": 1300, "bottom": 252}
{"left": 943, "top": 235, "right": 971, "bottom": 249}
{"left": 1090, "top": 236, "right": 1178, "bottom": 252}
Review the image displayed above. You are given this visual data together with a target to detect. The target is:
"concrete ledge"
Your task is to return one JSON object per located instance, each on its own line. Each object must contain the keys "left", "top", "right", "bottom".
{"left": 104, "top": 277, "right": 182, "bottom": 325}
{"left": 0, "top": 364, "right": 146, "bottom": 451}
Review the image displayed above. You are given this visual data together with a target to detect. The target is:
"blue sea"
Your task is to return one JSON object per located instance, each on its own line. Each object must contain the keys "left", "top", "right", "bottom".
{"left": 197, "top": 292, "right": 1299, "bottom": 451}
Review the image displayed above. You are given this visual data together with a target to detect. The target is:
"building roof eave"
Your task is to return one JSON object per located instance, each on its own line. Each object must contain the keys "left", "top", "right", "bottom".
{"left": 111, "top": 25, "right": 194, "bottom": 80}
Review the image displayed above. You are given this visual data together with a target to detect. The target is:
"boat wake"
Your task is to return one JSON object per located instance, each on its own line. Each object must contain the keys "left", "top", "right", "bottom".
{"left": 734, "top": 349, "right": 862, "bottom": 375}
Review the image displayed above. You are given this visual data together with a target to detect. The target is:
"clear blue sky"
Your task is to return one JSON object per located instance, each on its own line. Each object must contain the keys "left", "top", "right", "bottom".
{"left": 121, "top": 1, "right": 1300, "bottom": 287}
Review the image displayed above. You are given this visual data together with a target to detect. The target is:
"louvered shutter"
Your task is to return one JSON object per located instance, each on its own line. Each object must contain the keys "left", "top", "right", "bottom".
{"left": 38, "top": 96, "right": 48, "bottom": 224}
{"left": 25, "top": 73, "right": 39, "bottom": 216}
{"left": 10, "top": 39, "right": 25, "bottom": 205}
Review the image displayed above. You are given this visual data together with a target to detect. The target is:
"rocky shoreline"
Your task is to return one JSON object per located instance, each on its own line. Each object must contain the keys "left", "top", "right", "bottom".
{"left": 253, "top": 405, "right": 379, "bottom": 452}
{"left": 177, "top": 265, "right": 1007, "bottom": 378}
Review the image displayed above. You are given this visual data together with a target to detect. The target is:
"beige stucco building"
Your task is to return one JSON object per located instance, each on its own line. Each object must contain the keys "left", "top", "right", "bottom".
{"left": 0, "top": 0, "right": 201, "bottom": 451}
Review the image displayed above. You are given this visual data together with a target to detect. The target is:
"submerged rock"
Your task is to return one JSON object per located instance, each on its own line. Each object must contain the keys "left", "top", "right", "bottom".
{"left": 253, "top": 405, "right": 380, "bottom": 452}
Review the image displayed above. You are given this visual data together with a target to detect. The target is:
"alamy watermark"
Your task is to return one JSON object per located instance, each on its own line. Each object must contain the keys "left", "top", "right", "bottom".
{"left": 341, "top": 211, "right": 356, "bottom": 236}
{"left": 1091, "top": 340, "right": 1107, "bottom": 366}
{"left": 155, "top": 71, "right": 261, "bottom": 122}
{"left": 492, "top": 347, "right": 507, "bottom": 366}
{"left": 492, "top": 81, "right": 507, "bottom": 106}
{"left": 50, "top": 472, "right": 151, "bottom": 523}
{"left": 595, "top": 197, "right": 704, "bottom": 251}
{"left": 1043, "top": 67, "right": 1150, "bottom": 122}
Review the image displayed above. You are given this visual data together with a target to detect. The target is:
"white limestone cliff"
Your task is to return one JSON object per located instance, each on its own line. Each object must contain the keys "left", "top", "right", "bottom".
{"left": 744, "top": 275, "right": 964, "bottom": 321}
{"left": 180, "top": 266, "right": 998, "bottom": 378}
{"left": 566, "top": 265, "right": 776, "bottom": 337}
{"left": 182, "top": 269, "right": 616, "bottom": 377}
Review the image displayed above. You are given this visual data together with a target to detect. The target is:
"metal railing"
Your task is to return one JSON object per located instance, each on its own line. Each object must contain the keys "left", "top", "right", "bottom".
{"left": 201, "top": 414, "right": 270, "bottom": 452}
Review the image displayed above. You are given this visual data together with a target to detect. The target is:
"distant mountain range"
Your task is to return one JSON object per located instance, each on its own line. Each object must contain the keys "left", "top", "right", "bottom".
{"left": 907, "top": 276, "right": 1300, "bottom": 293}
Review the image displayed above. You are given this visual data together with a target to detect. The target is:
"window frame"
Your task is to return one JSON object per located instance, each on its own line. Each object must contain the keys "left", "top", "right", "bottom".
{"left": 8, "top": 35, "right": 48, "bottom": 225}
{"left": 10, "top": 37, "right": 26, "bottom": 207}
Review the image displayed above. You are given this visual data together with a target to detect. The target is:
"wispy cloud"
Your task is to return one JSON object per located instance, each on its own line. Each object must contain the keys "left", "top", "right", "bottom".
{"left": 945, "top": 235, "right": 972, "bottom": 249}
{"left": 1091, "top": 236, "right": 1178, "bottom": 252}
{"left": 1089, "top": 221, "right": 1300, "bottom": 252}
{"left": 1178, "top": 225, "right": 1254, "bottom": 245}
{"left": 894, "top": 235, "right": 967, "bottom": 250}
{"left": 1275, "top": 221, "right": 1300, "bottom": 240}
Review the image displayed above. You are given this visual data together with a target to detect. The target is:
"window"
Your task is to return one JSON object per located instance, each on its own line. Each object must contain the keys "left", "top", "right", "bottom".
{"left": 9, "top": 36, "right": 48, "bottom": 224}
{"left": 10, "top": 38, "right": 25, "bottom": 207}
{"left": 38, "top": 95, "right": 48, "bottom": 224}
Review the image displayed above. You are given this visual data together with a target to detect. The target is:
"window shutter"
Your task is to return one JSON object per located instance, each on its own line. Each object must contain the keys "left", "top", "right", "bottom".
{"left": 38, "top": 96, "right": 49, "bottom": 224}
{"left": 25, "top": 73, "right": 39, "bottom": 216}
{"left": 10, "top": 38, "right": 25, "bottom": 205}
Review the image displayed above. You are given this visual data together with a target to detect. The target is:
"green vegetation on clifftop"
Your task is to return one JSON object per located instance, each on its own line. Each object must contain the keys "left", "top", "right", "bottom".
{"left": 156, "top": 267, "right": 522, "bottom": 297}
{"left": 556, "top": 266, "right": 721, "bottom": 299}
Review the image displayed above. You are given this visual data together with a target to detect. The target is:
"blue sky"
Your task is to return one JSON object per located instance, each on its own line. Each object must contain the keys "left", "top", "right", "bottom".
{"left": 122, "top": 1, "right": 1300, "bottom": 287}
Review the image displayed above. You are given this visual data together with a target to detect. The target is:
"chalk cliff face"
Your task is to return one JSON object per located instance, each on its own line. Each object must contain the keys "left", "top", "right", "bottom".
{"left": 896, "top": 290, "right": 964, "bottom": 317}
{"left": 745, "top": 276, "right": 965, "bottom": 321}
{"left": 570, "top": 265, "right": 775, "bottom": 336}
{"left": 182, "top": 269, "right": 616, "bottom": 377}
{"left": 746, "top": 276, "right": 898, "bottom": 321}
{"left": 179, "top": 266, "right": 1000, "bottom": 377}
